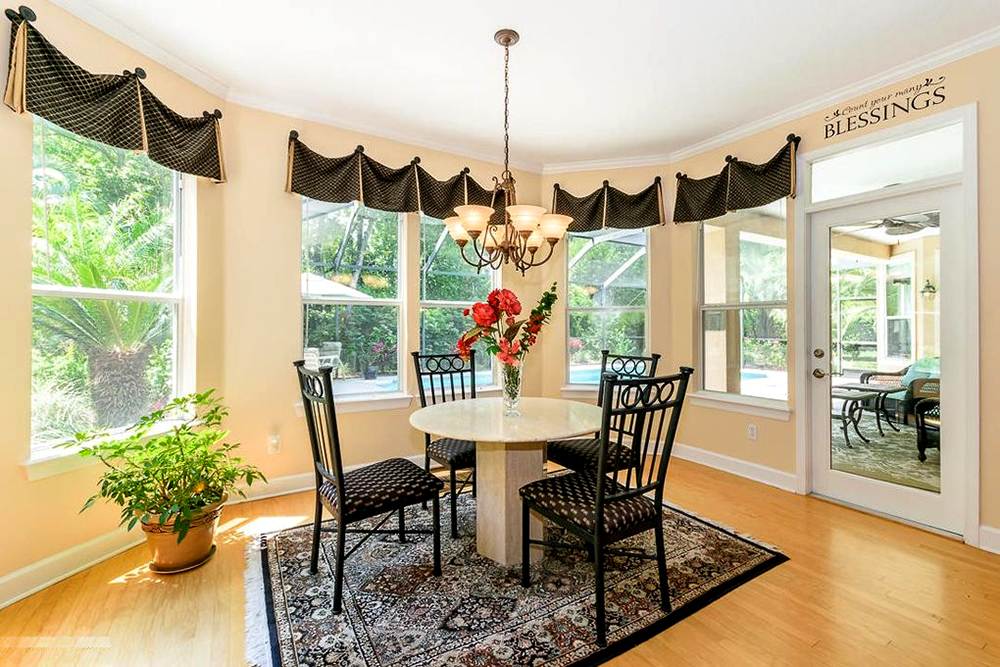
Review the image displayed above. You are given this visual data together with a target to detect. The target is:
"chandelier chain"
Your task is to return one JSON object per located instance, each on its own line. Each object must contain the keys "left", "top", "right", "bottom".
{"left": 503, "top": 44, "right": 510, "bottom": 178}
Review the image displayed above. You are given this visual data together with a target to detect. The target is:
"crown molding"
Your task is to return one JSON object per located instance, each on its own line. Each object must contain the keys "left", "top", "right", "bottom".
{"left": 46, "top": 1, "right": 1000, "bottom": 177}
{"left": 542, "top": 23, "right": 1000, "bottom": 175}
{"left": 225, "top": 88, "right": 543, "bottom": 173}
{"left": 48, "top": 0, "right": 231, "bottom": 99}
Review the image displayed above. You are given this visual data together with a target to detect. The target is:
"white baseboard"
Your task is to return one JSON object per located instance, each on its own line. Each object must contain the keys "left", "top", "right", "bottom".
{"left": 0, "top": 453, "right": 426, "bottom": 611}
{"left": 0, "top": 527, "right": 143, "bottom": 612}
{"left": 672, "top": 443, "right": 798, "bottom": 492}
{"left": 980, "top": 525, "right": 1000, "bottom": 554}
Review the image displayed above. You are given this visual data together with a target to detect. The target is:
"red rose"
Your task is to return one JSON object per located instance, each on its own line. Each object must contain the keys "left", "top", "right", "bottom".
{"left": 506, "top": 316, "right": 515, "bottom": 326}
{"left": 463, "top": 308, "right": 470, "bottom": 316}
{"left": 456, "top": 335, "right": 473, "bottom": 359}
{"left": 495, "top": 289, "right": 522, "bottom": 316}
{"left": 472, "top": 302, "right": 498, "bottom": 328}
{"left": 487, "top": 290, "right": 501, "bottom": 309}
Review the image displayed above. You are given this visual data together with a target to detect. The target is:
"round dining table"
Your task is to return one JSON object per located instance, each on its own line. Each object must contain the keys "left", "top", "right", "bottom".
{"left": 409, "top": 396, "right": 603, "bottom": 566}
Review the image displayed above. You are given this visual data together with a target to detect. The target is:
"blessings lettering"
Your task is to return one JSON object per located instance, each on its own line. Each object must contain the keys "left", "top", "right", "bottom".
{"left": 824, "top": 76, "right": 946, "bottom": 139}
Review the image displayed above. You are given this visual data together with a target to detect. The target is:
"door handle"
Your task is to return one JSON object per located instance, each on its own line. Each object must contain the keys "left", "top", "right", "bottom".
{"left": 813, "top": 368, "right": 827, "bottom": 379}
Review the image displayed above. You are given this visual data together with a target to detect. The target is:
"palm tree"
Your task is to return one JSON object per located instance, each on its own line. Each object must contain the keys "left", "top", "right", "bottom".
{"left": 32, "top": 120, "right": 176, "bottom": 430}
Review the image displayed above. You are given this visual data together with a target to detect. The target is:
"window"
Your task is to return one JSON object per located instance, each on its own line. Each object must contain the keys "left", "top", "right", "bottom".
{"left": 301, "top": 200, "right": 403, "bottom": 395}
{"left": 811, "top": 123, "right": 962, "bottom": 203}
{"left": 418, "top": 215, "right": 496, "bottom": 387}
{"left": 830, "top": 257, "right": 878, "bottom": 375}
{"left": 884, "top": 255, "right": 914, "bottom": 361}
{"left": 699, "top": 201, "right": 788, "bottom": 401}
{"left": 566, "top": 229, "right": 648, "bottom": 385}
{"left": 31, "top": 118, "right": 184, "bottom": 452}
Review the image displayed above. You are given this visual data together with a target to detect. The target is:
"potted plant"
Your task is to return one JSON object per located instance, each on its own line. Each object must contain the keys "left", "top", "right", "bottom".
{"left": 67, "top": 390, "right": 266, "bottom": 573}
{"left": 371, "top": 341, "right": 396, "bottom": 377}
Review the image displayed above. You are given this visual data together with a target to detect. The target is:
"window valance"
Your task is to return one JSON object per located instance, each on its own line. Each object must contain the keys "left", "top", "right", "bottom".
{"left": 3, "top": 8, "right": 226, "bottom": 182}
{"left": 551, "top": 177, "right": 665, "bottom": 233}
{"left": 673, "top": 135, "right": 799, "bottom": 223}
{"left": 285, "top": 132, "right": 506, "bottom": 225}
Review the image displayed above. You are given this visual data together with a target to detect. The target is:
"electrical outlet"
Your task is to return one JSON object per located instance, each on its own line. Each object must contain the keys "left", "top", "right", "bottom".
{"left": 747, "top": 423, "right": 758, "bottom": 441}
{"left": 267, "top": 434, "right": 282, "bottom": 454}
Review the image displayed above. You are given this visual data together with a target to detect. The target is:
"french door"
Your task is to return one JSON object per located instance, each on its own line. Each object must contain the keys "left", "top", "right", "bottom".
{"left": 808, "top": 186, "right": 964, "bottom": 533}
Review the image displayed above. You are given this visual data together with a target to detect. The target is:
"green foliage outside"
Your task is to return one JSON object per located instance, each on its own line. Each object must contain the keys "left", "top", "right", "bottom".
{"left": 31, "top": 119, "right": 177, "bottom": 447}
{"left": 567, "top": 232, "right": 647, "bottom": 368}
{"left": 69, "top": 390, "right": 265, "bottom": 543}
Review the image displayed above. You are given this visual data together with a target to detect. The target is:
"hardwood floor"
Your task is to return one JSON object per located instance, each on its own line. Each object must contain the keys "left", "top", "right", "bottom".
{"left": 0, "top": 458, "right": 998, "bottom": 666}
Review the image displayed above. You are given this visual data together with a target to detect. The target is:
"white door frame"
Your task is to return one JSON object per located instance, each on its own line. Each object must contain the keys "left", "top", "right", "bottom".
{"left": 793, "top": 104, "right": 980, "bottom": 545}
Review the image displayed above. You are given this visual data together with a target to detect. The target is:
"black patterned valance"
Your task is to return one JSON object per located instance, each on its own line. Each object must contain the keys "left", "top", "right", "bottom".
{"left": 285, "top": 132, "right": 506, "bottom": 224}
{"left": 673, "top": 135, "right": 799, "bottom": 223}
{"left": 552, "top": 177, "right": 664, "bottom": 233}
{"left": 3, "top": 9, "right": 226, "bottom": 181}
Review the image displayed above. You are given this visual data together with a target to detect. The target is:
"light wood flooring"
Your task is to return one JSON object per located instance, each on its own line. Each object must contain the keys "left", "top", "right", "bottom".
{"left": 0, "top": 458, "right": 998, "bottom": 666}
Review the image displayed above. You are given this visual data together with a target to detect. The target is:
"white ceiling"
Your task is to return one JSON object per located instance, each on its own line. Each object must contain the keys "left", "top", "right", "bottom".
{"left": 53, "top": 0, "right": 1000, "bottom": 171}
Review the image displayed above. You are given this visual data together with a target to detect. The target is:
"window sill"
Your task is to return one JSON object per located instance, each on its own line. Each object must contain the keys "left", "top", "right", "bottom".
{"left": 22, "top": 419, "right": 189, "bottom": 482}
{"left": 294, "top": 392, "right": 413, "bottom": 416}
{"left": 688, "top": 391, "right": 791, "bottom": 421}
{"left": 561, "top": 384, "right": 599, "bottom": 399}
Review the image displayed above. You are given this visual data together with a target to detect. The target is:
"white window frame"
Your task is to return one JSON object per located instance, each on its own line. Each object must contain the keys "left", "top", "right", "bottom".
{"left": 564, "top": 228, "right": 650, "bottom": 390}
{"left": 880, "top": 251, "right": 916, "bottom": 365}
{"left": 28, "top": 120, "right": 193, "bottom": 468}
{"left": 417, "top": 213, "right": 500, "bottom": 389}
{"left": 692, "top": 205, "right": 791, "bottom": 417}
{"left": 300, "top": 202, "right": 407, "bottom": 402}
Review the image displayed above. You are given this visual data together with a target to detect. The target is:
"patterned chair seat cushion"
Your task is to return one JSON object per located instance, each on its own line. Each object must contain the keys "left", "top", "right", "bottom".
{"left": 319, "top": 457, "right": 444, "bottom": 522}
{"left": 519, "top": 472, "right": 658, "bottom": 537}
{"left": 427, "top": 438, "right": 476, "bottom": 468}
{"left": 547, "top": 438, "right": 634, "bottom": 473}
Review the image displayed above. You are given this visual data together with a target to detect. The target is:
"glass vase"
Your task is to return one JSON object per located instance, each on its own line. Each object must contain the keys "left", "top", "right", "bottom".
{"left": 501, "top": 359, "right": 525, "bottom": 417}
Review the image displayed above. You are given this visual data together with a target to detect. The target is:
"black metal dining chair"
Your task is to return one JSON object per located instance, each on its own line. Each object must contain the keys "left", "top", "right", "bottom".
{"left": 294, "top": 361, "right": 443, "bottom": 613}
{"left": 520, "top": 368, "right": 693, "bottom": 646}
{"left": 412, "top": 350, "right": 477, "bottom": 538}
{"left": 548, "top": 350, "right": 661, "bottom": 473}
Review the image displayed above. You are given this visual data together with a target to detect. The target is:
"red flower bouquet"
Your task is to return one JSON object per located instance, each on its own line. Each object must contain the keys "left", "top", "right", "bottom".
{"left": 457, "top": 283, "right": 558, "bottom": 415}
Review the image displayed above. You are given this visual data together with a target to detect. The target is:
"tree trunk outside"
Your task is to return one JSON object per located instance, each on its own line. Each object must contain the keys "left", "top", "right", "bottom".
{"left": 86, "top": 345, "right": 153, "bottom": 429}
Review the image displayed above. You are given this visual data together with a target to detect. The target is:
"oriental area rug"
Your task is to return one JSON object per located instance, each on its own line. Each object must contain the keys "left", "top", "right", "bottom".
{"left": 245, "top": 492, "right": 786, "bottom": 666}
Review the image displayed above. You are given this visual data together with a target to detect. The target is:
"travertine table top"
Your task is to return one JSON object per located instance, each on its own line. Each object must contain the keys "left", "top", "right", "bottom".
{"left": 409, "top": 397, "right": 603, "bottom": 443}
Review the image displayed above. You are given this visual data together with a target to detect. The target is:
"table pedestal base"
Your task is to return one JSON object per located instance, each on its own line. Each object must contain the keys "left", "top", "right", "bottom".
{"left": 475, "top": 440, "right": 545, "bottom": 566}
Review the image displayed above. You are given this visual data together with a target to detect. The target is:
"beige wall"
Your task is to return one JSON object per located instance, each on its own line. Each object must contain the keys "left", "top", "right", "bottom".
{"left": 1, "top": 0, "right": 999, "bottom": 583}
{"left": 542, "top": 46, "right": 1000, "bottom": 526}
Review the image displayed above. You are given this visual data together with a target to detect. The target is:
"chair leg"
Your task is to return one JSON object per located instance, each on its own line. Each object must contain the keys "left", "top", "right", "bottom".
{"left": 398, "top": 507, "right": 406, "bottom": 543}
{"left": 309, "top": 493, "right": 323, "bottom": 574}
{"left": 521, "top": 501, "right": 531, "bottom": 588}
{"left": 422, "top": 451, "right": 430, "bottom": 510}
{"left": 431, "top": 495, "right": 442, "bottom": 576}
{"left": 449, "top": 467, "right": 459, "bottom": 539}
{"left": 332, "top": 520, "right": 347, "bottom": 614}
{"left": 654, "top": 518, "right": 672, "bottom": 613}
{"left": 595, "top": 540, "right": 607, "bottom": 647}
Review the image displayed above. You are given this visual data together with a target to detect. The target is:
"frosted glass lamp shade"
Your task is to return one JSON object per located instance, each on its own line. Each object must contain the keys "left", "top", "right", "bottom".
{"left": 506, "top": 204, "right": 545, "bottom": 233}
{"left": 445, "top": 216, "right": 471, "bottom": 242}
{"left": 539, "top": 213, "right": 572, "bottom": 240}
{"left": 454, "top": 205, "right": 494, "bottom": 234}
{"left": 525, "top": 230, "right": 544, "bottom": 250}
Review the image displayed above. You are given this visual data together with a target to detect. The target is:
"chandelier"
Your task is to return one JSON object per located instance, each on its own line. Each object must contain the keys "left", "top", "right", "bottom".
{"left": 446, "top": 29, "right": 572, "bottom": 274}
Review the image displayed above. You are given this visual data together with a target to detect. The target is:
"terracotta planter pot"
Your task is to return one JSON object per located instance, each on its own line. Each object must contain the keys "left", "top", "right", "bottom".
{"left": 140, "top": 495, "right": 227, "bottom": 573}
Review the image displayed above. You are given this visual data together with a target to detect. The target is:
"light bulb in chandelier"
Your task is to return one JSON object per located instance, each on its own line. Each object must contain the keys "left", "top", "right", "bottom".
{"left": 525, "top": 230, "right": 544, "bottom": 251}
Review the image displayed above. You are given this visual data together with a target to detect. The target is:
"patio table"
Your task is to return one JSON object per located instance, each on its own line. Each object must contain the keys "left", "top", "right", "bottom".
{"left": 837, "top": 382, "right": 902, "bottom": 436}
{"left": 831, "top": 389, "right": 879, "bottom": 448}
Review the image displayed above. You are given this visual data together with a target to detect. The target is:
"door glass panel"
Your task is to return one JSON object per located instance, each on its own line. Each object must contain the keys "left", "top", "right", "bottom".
{"left": 828, "top": 211, "right": 940, "bottom": 492}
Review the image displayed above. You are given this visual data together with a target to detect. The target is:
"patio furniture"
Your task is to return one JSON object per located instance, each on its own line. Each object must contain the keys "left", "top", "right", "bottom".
{"left": 904, "top": 377, "right": 940, "bottom": 426}
{"left": 914, "top": 397, "right": 940, "bottom": 462}
{"left": 294, "top": 361, "right": 443, "bottom": 613}
{"left": 832, "top": 388, "right": 878, "bottom": 448}
{"left": 836, "top": 382, "right": 900, "bottom": 436}
{"left": 412, "top": 350, "right": 477, "bottom": 539}
{"left": 319, "top": 341, "right": 342, "bottom": 378}
{"left": 547, "top": 349, "right": 661, "bottom": 473}
{"left": 520, "top": 369, "right": 693, "bottom": 647}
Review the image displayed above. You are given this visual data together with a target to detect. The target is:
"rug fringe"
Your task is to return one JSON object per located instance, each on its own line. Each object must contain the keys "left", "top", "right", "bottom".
{"left": 245, "top": 537, "right": 273, "bottom": 667}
